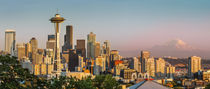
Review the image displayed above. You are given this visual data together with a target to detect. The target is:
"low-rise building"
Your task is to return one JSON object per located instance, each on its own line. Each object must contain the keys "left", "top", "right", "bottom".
{"left": 66, "top": 72, "right": 92, "bottom": 80}
{"left": 203, "top": 70, "right": 210, "bottom": 81}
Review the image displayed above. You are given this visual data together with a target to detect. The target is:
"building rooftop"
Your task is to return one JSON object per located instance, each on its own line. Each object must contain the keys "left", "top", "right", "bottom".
{"left": 5, "top": 29, "right": 15, "bottom": 32}
{"left": 128, "top": 80, "right": 170, "bottom": 89}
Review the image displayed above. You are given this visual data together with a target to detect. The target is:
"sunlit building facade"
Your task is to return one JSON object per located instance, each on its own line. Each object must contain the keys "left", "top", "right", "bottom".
{"left": 5, "top": 30, "right": 16, "bottom": 54}
{"left": 141, "top": 51, "right": 150, "bottom": 73}
{"left": 188, "top": 56, "right": 201, "bottom": 78}
{"left": 30, "top": 37, "right": 38, "bottom": 64}
{"left": 155, "top": 58, "right": 165, "bottom": 77}
{"left": 87, "top": 32, "right": 96, "bottom": 59}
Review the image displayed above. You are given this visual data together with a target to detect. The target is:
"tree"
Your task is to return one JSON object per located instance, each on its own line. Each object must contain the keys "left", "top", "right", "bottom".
{"left": 0, "top": 55, "right": 35, "bottom": 89}
{"left": 103, "top": 75, "right": 120, "bottom": 89}
{"left": 75, "top": 76, "right": 96, "bottom": 89}
{"left": 93, "top": 74, "right": 120, "bottom": 89}
{"left": 205, "top": 83, "right": 210, "bottom": 89}
{"left": 94, "top": 75, "right": 106, "bottom": 89}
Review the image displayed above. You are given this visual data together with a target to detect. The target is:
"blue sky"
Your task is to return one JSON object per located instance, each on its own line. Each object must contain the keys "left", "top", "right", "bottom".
{"left": 0, "top": 0, "right": 210, "bottom": 57}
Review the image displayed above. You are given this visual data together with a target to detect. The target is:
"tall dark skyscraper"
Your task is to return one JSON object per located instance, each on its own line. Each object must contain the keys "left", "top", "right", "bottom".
{"left": 68, "top": 49, "right": 79, "bottom": 71}
{"left": 62, "top": 25, "right": 73, "bottom": 52}
{"left": 76, "top": 39, "right": 86, "bottom": 60}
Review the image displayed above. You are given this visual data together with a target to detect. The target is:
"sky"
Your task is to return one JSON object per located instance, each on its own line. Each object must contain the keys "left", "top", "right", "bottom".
{"left": 0, "top": 0, "right": 210, "bottom": 58}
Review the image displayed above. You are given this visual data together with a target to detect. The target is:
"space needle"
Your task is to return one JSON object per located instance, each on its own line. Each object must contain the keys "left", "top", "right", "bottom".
{"left": 50, "top": 13, "right": 65, "bottom": 77}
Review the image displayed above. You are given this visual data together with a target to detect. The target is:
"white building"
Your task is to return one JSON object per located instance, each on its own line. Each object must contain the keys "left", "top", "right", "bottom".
{"left": 5, "top": 30, "right": 16, "bottom": 55}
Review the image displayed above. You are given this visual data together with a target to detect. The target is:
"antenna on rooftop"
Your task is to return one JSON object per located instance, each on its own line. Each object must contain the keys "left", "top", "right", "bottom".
{"left": 56, "top": 8, "right": 59, "bottom": 14}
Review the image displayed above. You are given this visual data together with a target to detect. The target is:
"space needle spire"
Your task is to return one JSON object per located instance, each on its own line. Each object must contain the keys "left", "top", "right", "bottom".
{"left": 50, "top": 13, "right": 65, "bottom": 77}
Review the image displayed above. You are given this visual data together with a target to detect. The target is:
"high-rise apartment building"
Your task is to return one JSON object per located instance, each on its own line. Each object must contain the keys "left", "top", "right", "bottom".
{"left": 102, "top": 40, "right": 111, "bottom": 55}
{"left": 5, "top": 30, "right": 16, "bottom": 55}
{"left": 46, "top": 35, "right": 55, "bottom": 50}
{"left": 30, "top": 37, "right": 38, "bottom": 64}
{"left": 25, "top": 43, "right": 31, "bottom": 58}
{"left": 110, "top": 50, "right": 120, "bottom": 68}
{"left": 102, "top": 40, "right": 111, "bottom": 70}
{"left": 146, "top": 58, "right": 155, "bottom": 77}
{"left": 130, "top": 57, "right": 141, "bottom": 73}
{"left": 87, "top": 32, "right": 96, "bottom": 59}
{"left": 68, "top": 50, "right": 79, "bottom": 71}
{"left": 35, "top": 49, "right": 44, "bottom": 64}
{"left": 62, "top": 25, "right": 73, "bottom": 51}
{"left": 141, "top": 51, "right": 150, "bottom": 73}
{"left": 17, "top": 43, "right": 26, "bottom": 60}
{"left": 94, "top": 42, "right": 100, "bottom": 58}
{"left": 155, "top": 58, "right": 165, "bottom": 77}
{"left": 166, "top": 65, "right": 175, "bottom": 78}
{"left": 188, "top": 56, "right": 201, "bottom": 78}
{"left": 76, "top": 39, "right": 86, "bottom": 60}
{"left": 44, "top": 49, "right": 54, "bottom": 64}
{"left": 76, "top": 56, "right": 84, "bottom": 72}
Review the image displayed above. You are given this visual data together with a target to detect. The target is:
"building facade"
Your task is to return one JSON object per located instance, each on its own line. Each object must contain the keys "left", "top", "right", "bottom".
{"left": 62, "top": 25, "right": 73, "bottom": 51}
{"left": 188, "top": 56, "right": 201, "bottom": 78}
{"left": 146, "top": 58, "right": 155, "bottom": 77}
{"left": 5, "top": 30, "right": 16, "bottom": 54}
{"left": 87, "top": 32, "right": 96, "bottom": 59}
{"left": 30, "top": 37, "right": 38, "bottom": 64}
{"left": 94, "top": 42, "right": 100, "bottom": 58}
{"left": 141, "top": 51, "right": 150, "bottom": 73}
{"left": 76, "top": 39, "right": 86, "bottom": 60}
{"left": 166, "top": 65, "right": 175, "bottom": 78}
{"left": 155, "top": 58, "right": 166, "bottom": 78}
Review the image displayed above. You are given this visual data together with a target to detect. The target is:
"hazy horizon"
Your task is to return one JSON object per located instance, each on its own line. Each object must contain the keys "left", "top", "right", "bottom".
{"left": 0, "top": 0, "right": 210, "bottom": 58}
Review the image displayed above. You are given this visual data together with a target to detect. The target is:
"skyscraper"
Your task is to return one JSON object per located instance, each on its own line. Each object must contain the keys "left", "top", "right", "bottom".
{"left": 30, "top": 37, "right": 38, "bottom": 64}
{"left": 110, "top": 50, "right": 120, "bottom": 68}
{"left": 17, "top": 43, "right": 26, "bottom": 60}
{"left": 130, "top": 57, "right": 141, "bottom": 72}
{"left": 46, "top": 34, "right": 56, "bottom": 50}
{"left": 94, "top": 42, "right": 100, "bottom": 58}
{"left": 141, "top": 51, "right": 150, "bottom": 73}
{"left": 68, "top": 49, "right": 79, "bottom": 71}
{"left": 102, "top": 40, "right": 111, "bottom": 70}
{"left": 35, "top": 49, "right": 44, "bottom": 64}
{"left": 62, "top": 25, "right": 73, "bottom": 51}
{"left": 155, "top": 58, "right": 165, "bottom": 78}
{"left": 50, "top": 13, "right": 65, "bottom": 77}
{"left": 141, "top": 51, "right": 150, "bottom": 59}
{"left": 25, "top": 43, "right": 31, "bottom": 58}
{"left": 5, "top": 30, "right": 16, "bottom": 55}
{"left": 188, "top": 56, "right": 201, "bottom": 78}
{"left": 76, "top": 39, "right": 86, "bottom": 59}
{"left": 146, "top": 58, "right": 155, "bottom": 77}
{"left": 87, "top": 32, "right": 96, "bottom": 59}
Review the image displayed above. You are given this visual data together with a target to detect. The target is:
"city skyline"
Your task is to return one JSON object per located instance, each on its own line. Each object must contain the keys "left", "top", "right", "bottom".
{"left": 0, "top": 0, "right": 210, "bottom": 58}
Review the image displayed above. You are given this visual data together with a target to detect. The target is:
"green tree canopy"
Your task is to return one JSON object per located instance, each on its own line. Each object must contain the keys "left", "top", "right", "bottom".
{"left": 0, "top": 55, "right": 39, "bottom": 89}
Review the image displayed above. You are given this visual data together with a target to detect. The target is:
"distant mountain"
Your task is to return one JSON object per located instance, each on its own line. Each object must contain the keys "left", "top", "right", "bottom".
{"left": 149, "top": 39, "right": 210, "bottom": 59}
